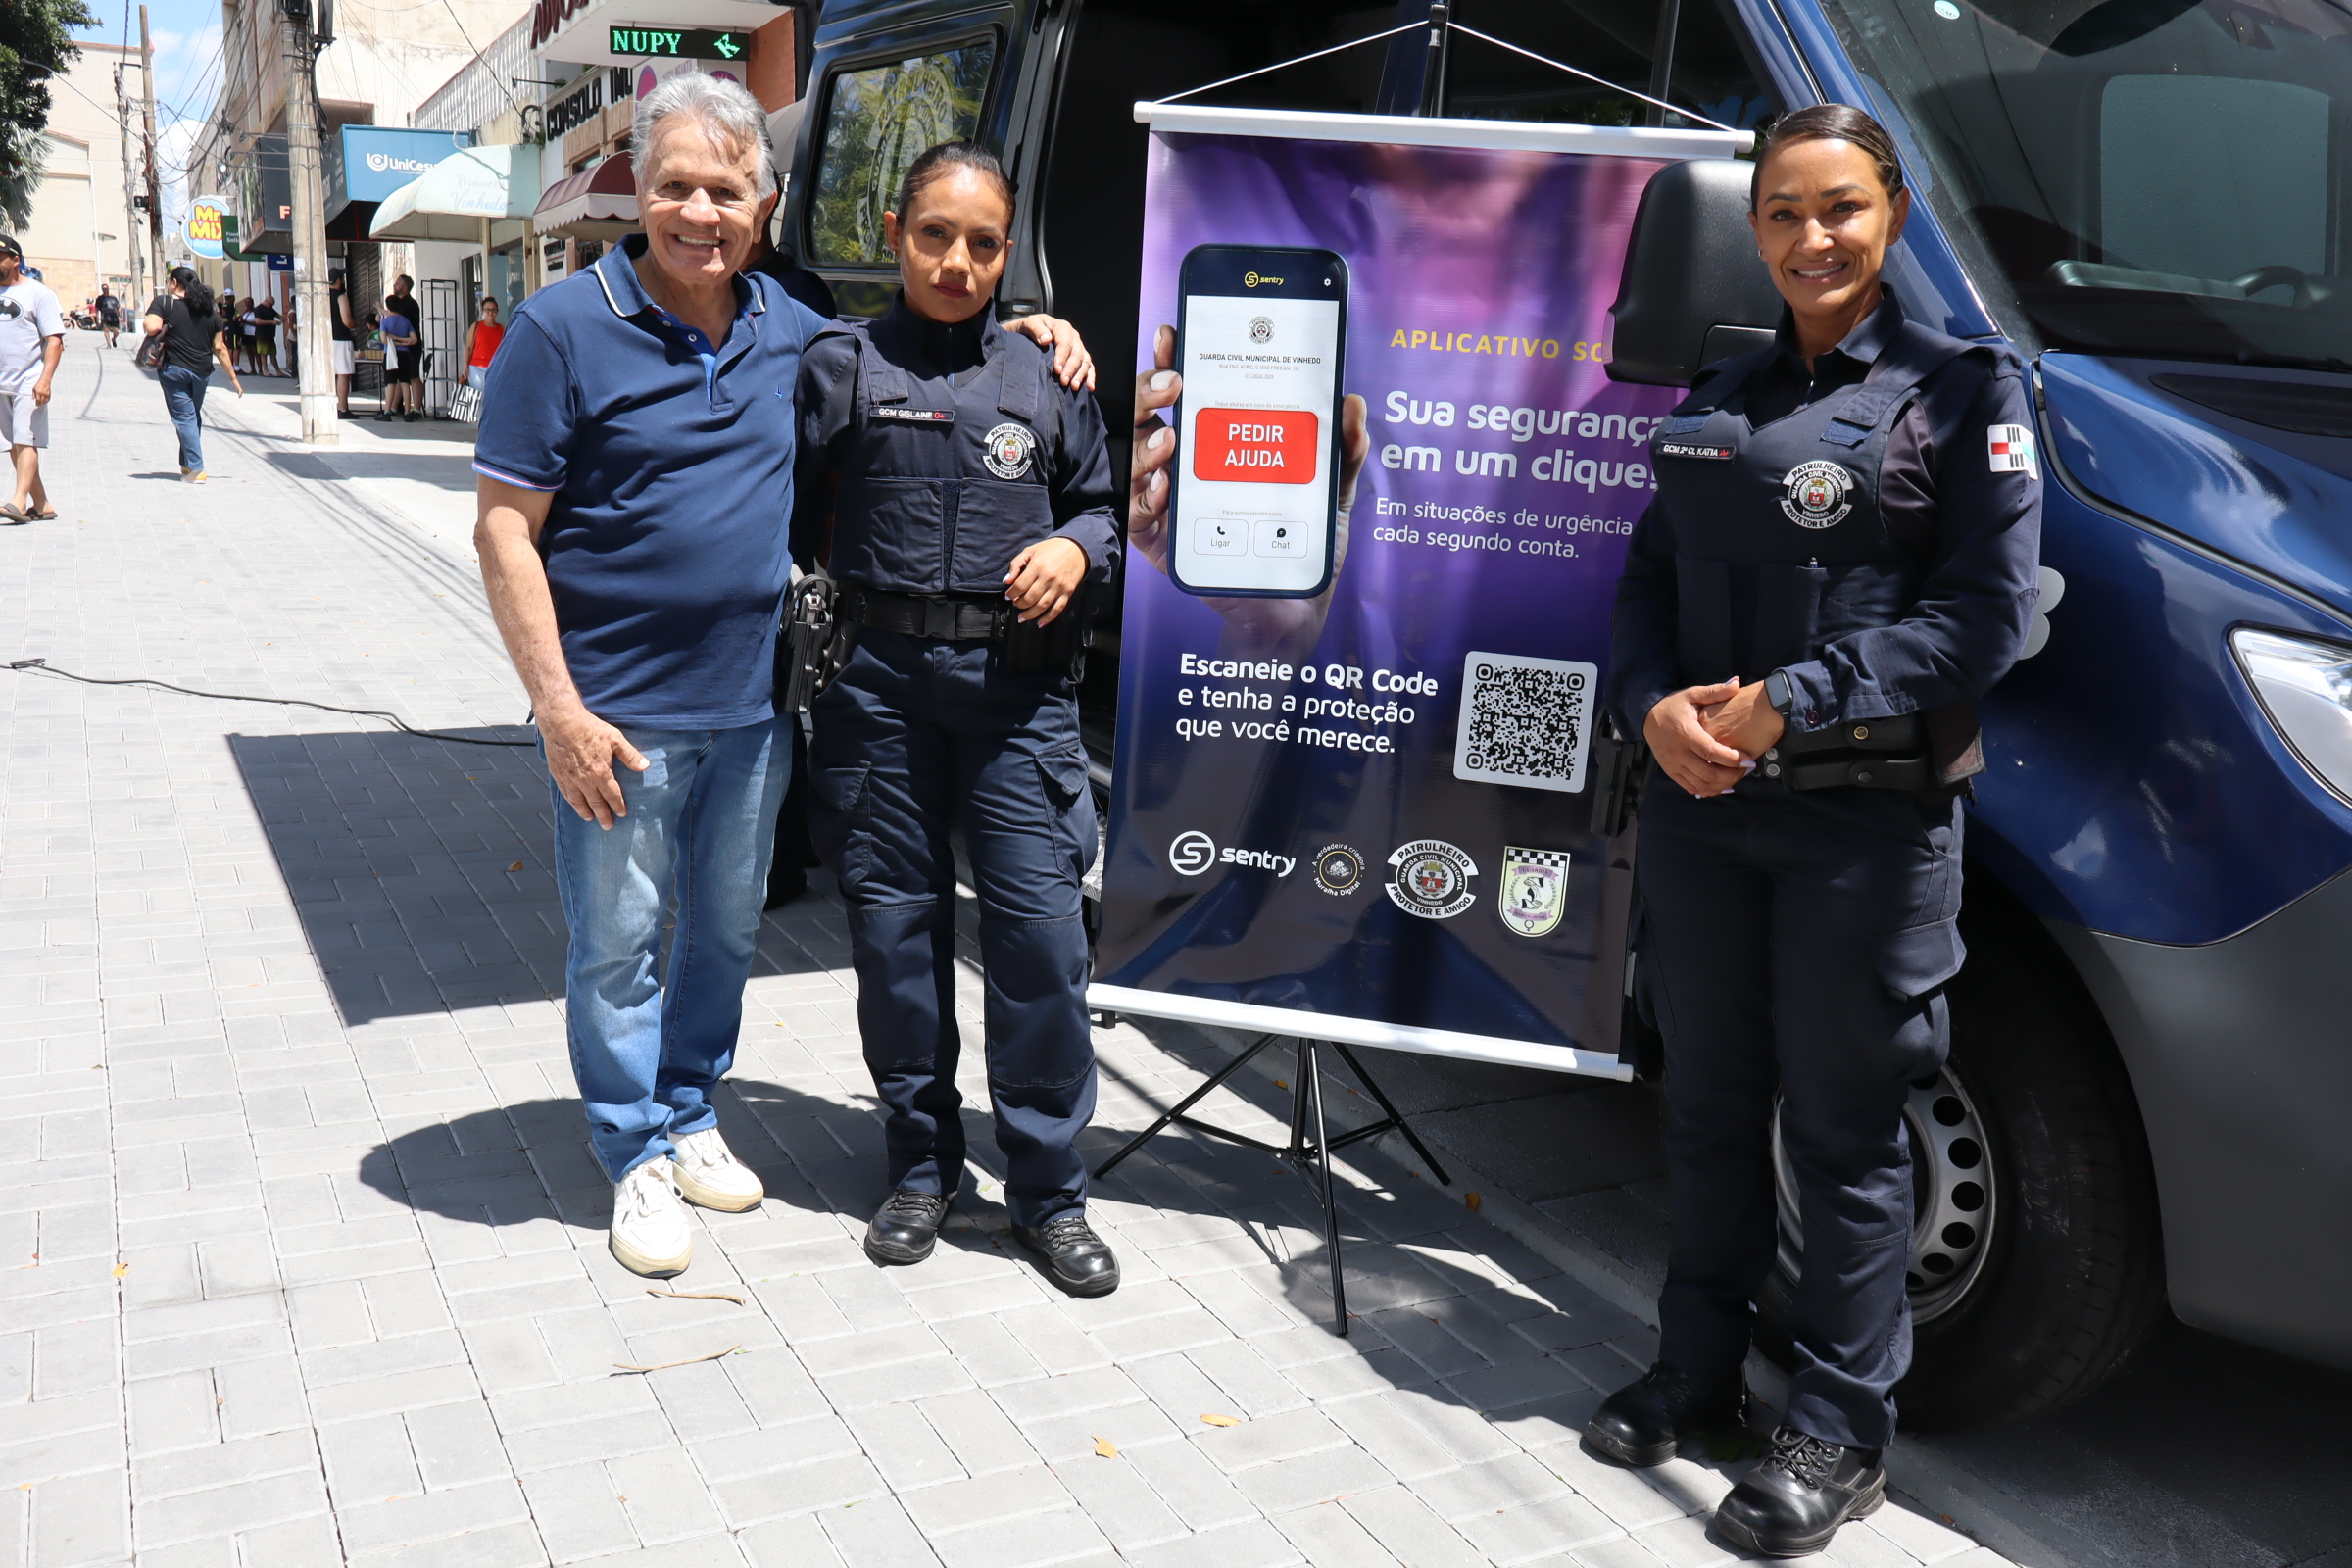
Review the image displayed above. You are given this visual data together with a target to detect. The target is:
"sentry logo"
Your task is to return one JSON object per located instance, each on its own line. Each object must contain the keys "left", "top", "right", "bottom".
{"left": 1168, "top": 831, "right": 1216, "bottom": 876}
{"left": 1242, "top": 272, "right": 1284, "bottom": 288}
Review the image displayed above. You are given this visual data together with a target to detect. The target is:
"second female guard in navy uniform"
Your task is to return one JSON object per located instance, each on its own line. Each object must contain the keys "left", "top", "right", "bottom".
{"left": 1592, "top": 107, "right": 2040, "bottom": 1557}
{"left": 793, "top": 142, "right": 1123, "bottom": 1295}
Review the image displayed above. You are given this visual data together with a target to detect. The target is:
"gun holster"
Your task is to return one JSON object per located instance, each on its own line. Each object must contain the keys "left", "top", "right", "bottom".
{"left": 779, "top": 569, "right": 858, "bottom": 714}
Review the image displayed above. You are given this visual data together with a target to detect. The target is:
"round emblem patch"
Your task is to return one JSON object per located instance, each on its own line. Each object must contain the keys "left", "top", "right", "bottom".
{"left": 1311, "top": 844, "right": 1365, "bottom": 898}
{"left": 1386, "top": 840, "right": 1479, "bottom": 920}
{"left": 983, "top": 421, "right": 1038, "bottom": 480}
{"left": 1780, "top": 460, "right": 1855, "bottom": 529}
{"left": 1249, "top": 315, "right": 1275, "bottom": 345}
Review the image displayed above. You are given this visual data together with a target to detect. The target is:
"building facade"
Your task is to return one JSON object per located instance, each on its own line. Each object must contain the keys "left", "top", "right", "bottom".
{"left": 17, "top": 40, "right": 146, "bottom": 315}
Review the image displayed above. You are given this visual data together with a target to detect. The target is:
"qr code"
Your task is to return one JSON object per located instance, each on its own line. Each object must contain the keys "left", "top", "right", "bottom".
{"left": 1453, "top": 651, "right": 1597, "bottom": 794}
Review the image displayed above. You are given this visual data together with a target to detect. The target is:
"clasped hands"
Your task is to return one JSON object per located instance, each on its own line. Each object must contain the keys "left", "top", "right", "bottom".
{"left": 1643, "top": 678, "right": 1789, "bottom": 798}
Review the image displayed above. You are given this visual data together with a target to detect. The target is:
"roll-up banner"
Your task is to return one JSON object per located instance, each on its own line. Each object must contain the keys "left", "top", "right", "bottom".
{"left": 1091, "top": 105, "right": 1745, "bottom": 1078}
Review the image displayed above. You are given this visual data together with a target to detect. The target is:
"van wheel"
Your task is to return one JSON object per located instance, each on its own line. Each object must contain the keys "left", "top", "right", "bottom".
{"left": 1756, "top": 915, "right": 2166, "bottom": 1429}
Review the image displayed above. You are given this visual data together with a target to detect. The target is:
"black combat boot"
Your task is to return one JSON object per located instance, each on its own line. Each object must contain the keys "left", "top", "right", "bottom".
{"left": 1712, "top": 1426, "right": 1886, "bottom": 1557}
{"left": 1584, "top": 1363, "right": 1748, "bottom": 1467}
{"left": 1013, "top": 1211, "right": 1120, "bottom": 1297}
{"left": 864, "top": 1190, "right": 950, "bottom": 1264}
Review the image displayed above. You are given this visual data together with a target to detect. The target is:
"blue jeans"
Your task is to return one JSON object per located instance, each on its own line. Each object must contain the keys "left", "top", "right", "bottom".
{"left": 550, "top": 718, "right": 791, "bottom": 1181}
{"left": 159, "top": 364, "right": 209, "bottom": 470}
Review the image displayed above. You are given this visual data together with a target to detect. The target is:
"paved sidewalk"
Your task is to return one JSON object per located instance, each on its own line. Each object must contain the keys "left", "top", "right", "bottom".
{"left": 0, "top": 339, "right": 2019, "bottom": 1567}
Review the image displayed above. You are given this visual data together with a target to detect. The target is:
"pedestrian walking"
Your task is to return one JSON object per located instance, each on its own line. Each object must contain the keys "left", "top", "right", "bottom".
{"left": 141, "top": 265, "right": 245, "bottom": 484}
{"left": 1591, "top": 105, "right": 2042, "bottom": 1558}
{"left": 462, "top": 295, "right": 503, "bottom": 389}
{"left": 0, "top": 234, "right": 65, "bottom": 523}
{"left": 794, "top": 142, "right": 1121, "bottom": 1296}
{"left": 95, "top": 285, "right": 122, "bottom": 348}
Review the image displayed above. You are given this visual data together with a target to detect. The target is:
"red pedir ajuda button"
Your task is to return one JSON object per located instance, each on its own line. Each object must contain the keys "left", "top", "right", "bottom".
{"left": 1193, "top": 408, "right": 1320, "bottom": 485}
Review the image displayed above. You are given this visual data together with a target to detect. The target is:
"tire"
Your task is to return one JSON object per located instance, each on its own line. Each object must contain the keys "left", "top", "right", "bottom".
{"left": 1756, "top": 898, "right": 2167, "bottom": 1430}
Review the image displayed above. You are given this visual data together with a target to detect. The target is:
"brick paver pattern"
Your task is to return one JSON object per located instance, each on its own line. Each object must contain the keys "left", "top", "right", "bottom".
{"left": 0, "top": 341, "right": 2016, "bottom": 1568}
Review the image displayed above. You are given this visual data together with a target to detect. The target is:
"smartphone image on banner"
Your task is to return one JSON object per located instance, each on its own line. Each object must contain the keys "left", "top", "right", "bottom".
{"left": 1169, "top": 244, "right": 1348, "bottom": 598}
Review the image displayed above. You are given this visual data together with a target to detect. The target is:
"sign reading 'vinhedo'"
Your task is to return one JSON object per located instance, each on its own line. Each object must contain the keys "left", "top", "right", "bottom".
{"left": 608, "top": 25, "right": 747, "bottom": 59}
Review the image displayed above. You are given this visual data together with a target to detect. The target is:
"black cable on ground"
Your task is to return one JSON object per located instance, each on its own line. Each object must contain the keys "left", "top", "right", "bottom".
{"left": 4, "top": 659, "right": 540, "bottom": 748}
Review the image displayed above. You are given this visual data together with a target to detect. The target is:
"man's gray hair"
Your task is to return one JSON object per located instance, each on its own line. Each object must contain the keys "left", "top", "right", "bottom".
{"left": 630, "top": 73, "right": 777, "bottom": 198}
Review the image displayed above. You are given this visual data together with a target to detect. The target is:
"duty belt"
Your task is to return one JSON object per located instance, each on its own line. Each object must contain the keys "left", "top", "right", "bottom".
{"left": 843, "top": 588, "right": 1015, "bottom": 642}
{"left": 1756, "top": 713, "right": 1929, "bottom": 793}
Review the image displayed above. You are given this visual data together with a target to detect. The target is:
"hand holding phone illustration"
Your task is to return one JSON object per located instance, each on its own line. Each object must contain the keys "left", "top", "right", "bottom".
{"left": 1132, "top": 323, "right": 1369, "bottom": 664}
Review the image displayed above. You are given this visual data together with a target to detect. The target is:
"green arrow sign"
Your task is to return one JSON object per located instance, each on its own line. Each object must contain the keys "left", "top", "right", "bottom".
{"left": 608, "top": 25, "right": 751, "bottom": 59}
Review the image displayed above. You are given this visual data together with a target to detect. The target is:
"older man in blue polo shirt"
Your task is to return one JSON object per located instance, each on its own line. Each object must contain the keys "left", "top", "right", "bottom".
{"left": 474, "top": 73, "right": 1091, "bottom": 1277}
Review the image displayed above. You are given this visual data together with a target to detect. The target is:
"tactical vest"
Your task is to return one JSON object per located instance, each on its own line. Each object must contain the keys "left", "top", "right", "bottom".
{"left": 824, "top": 318, "right": 1061, "bottom": 597}
{"left": 1650, "top": 318, "right": 1997, "bottom": 789}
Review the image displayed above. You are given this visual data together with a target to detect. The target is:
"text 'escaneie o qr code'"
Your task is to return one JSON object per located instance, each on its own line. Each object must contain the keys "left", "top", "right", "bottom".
{"left": 1452, "top": 651, "right": 1598, "bottom": 795}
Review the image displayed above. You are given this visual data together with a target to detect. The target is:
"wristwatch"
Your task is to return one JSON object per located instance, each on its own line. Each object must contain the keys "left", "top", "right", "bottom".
{"left": 1763, "top": 668, "right": 1796, "bottom": 716}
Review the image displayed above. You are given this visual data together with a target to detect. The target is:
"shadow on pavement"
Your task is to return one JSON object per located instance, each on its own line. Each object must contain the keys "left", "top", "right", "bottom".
{"left": 357, "top": 1088, "right": 1068, "bottom": 1297}
{"left": 229, "top": 729, "right": 832, "bottom": 1026}
{"left": 1102, "top": 1020, "right": 2352, "bottom": 1566}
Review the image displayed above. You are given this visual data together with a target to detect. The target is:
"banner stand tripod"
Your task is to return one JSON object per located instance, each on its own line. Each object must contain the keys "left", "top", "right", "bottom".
{"left": 1092, "top": 1036, "right": 1450, "bottom": 1335}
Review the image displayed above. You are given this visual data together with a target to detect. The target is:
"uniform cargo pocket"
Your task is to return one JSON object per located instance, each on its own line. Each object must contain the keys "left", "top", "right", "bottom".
{"left": 1873, "top": 917, "right": 1966, "bottom": 1003}
{"left": 808, "top": 762, "right": 873, "bottom": 893}
{"left": 1034, "top": 746, "right": 1097, "bottom": 882}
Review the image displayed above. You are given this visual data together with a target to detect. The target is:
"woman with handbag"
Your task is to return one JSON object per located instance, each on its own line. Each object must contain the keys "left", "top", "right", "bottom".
{"left": 141, "top": 266, "right": 244, "bottom": 483}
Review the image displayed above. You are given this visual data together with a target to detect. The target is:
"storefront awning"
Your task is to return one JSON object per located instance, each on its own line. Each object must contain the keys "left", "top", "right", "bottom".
{"left": 370, "top": 144, "right": 543, "bottom": 243}
{"left": 532, "top": 152, "right": 637, "bottom": 240}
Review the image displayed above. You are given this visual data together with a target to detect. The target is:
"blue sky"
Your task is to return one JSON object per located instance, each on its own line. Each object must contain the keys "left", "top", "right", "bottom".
{"left": 72, "top": 0, "right": 227, "bottom": 219}
{"left": 74, "top": 0, "right": 224, "bottom": 130}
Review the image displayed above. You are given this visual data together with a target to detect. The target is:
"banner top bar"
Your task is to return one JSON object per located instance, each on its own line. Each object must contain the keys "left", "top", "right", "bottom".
{"left": 1133, "top": 102, "right": 1752, "bottom": 160}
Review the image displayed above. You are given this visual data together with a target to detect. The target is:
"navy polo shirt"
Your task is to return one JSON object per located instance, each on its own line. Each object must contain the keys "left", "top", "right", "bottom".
{"left": 473, "top": 237, "right": 831, "bottom": 729}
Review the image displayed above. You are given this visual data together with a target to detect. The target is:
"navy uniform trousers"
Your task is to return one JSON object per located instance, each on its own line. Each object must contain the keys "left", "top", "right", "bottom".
{"left": 1638, "top": 778, "right": 1964, "bottom": 1450}
{"left": 808, "top": 628, "right": 1099, "bottom": 1228}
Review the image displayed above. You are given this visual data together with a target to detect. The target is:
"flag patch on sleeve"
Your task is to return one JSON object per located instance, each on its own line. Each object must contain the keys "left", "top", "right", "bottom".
{"left": 1987, "top": 423, "right": 2038, "bottom": 478}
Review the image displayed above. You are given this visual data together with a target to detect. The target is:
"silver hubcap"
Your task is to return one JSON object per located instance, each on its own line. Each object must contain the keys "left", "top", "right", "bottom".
{"left": 1772, "top": 1063, "right": 1997, "bottom": 1324}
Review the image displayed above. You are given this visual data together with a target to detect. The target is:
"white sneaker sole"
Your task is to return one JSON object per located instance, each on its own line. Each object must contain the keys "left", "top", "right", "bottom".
{"left": 673, "top": 1164, "right": 764, "bottom": 1213}
{"left": 610, "top": 1229, "right": 692, "bottom": 1278}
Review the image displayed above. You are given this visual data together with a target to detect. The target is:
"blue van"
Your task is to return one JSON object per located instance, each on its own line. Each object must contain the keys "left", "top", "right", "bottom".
{"left": 778, "top": 0, "right": 2352, "bottom": 1428}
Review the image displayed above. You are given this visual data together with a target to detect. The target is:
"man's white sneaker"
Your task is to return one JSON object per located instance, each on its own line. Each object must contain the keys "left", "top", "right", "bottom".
{"left": 671, "top": 1127, "right": 765, "bottom": 1212}
{"left": 611, "top": 1160, "right": 693, "bottom": 1277}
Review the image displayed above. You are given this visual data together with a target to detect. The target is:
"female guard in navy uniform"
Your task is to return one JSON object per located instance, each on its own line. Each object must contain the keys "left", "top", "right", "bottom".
{"left": 793, "top": 143, "right": 1122, "bottom": 1296}
{"left": 1592, "top": 106, "right": 2040, "bottom": 1556}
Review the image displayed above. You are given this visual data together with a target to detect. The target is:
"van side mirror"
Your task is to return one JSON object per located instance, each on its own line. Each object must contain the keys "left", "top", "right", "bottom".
{"left": 1606, "top": 158, "right": 1786, "bottom": 387}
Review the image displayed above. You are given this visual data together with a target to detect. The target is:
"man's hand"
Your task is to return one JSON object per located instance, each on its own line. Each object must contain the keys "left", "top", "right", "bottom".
{"left": 31, "top": 377, "right": 52, "bottom": 409}
{"left": 1698, "top": 678, "right": 1787, "bottom": 758}
{"left": 1005, "top": 536, "right": 1088, "bottom": 625}
{"left": 1004, "top": 315, "right": 1096, "bottom": 392}
{"left": 1644, "top": 680, "right": 1750, "bottom": 797}
{"left": 539, "top": 703, "right": 651, "bottom": 828}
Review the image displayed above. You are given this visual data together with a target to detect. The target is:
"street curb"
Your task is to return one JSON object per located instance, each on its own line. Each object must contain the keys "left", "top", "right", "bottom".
{"left": 1171, "top": 1019, "right": 2102, "bottom": 1568}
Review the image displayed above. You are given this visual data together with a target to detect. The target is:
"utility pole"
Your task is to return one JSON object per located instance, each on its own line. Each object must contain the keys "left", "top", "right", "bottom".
{"left": 283, "top": 0, "right": 336, "bottom": 444}
{"left": 116, "top": 63, "right": 143, "bottom": 306}
{"left": 138, "top": 7, "right": 163, "bottom": 291}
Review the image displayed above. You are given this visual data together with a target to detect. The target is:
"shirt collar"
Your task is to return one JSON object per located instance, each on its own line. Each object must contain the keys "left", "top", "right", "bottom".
{"left": 1773, "top": 287, "right": 1906, "bottom": 370}
{"left": 876, "top": 291, "right": 1001, "bottom": 368}
{"left": 592, "top": 234, "right": 761, "bottom": 327}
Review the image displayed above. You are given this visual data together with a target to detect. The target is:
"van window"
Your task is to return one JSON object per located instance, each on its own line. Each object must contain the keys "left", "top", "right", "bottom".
{"left": 808, "top": 39, "right": 998, "bottom": 268}
{"left": 1444, "top": 0, "right": 1778, "bottom": 129}
{"left": 1817, "top": 0, "right": 2352, "bottom": 368}
{"left": 2099, "top": 74, "right": 2328, "bottom": 283}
